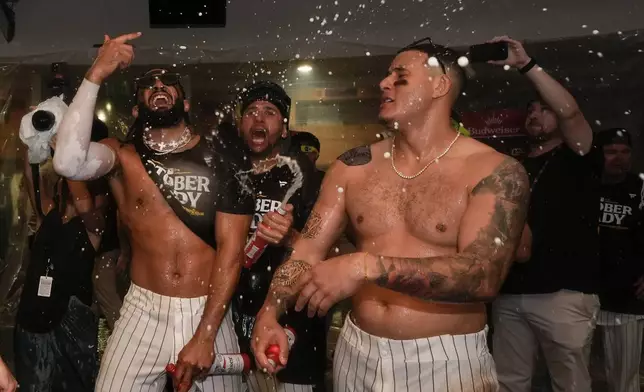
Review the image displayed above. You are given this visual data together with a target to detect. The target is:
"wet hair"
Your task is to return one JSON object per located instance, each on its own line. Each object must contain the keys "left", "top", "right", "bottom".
{"left": 397, "top": 38, "right": 468, "bottom": 95}
{"left": 526, "top": 99, "right": 552, "bottom": 112}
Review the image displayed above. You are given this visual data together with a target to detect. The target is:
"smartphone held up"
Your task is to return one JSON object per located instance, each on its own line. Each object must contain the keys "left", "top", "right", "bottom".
{"left": 468, "top": 42, "right": 509, "bottom": 63}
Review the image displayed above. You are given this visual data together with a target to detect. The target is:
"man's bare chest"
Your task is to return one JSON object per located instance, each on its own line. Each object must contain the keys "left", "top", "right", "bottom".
{"left": 345, "top": 170, "right": 469, "bottom": 244}
{"left": 109, "top": 158, "right": 173, "bottom": 220}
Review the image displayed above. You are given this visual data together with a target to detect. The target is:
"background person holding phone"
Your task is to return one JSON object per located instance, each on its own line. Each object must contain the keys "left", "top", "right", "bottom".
{"left": 488, "top": 36, "right": 600, "bottom": 392}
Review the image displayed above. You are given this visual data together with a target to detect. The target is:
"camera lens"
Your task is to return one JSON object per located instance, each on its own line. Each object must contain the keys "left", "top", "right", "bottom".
{"left": 32, "top": 110, "right": 56, "bottom": 132}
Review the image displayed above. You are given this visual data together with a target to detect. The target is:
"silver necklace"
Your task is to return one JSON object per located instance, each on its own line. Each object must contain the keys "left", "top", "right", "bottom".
{"left": 143, "top": 127, "right": 193, "bottom": 155}
{"left": 390, "top": 132, "right": 460, "bottom": 180}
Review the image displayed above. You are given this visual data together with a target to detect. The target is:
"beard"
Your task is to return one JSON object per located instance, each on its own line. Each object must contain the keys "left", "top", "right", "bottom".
{"left": 526, "top": 122, "right": 557, "bottom": 143}
{"left": 137, "top": 98, "right": 185, "bottom": 129}
{"left": 529, "top": 130, "right": 558, "bottom": 143}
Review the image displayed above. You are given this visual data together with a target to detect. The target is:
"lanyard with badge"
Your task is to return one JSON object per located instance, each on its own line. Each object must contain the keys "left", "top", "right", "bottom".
{"left": 33, "top": 175, "right": 65, "bottom": 299}
{"left": 38, "top": 258, "right": 54, "bottom": 297}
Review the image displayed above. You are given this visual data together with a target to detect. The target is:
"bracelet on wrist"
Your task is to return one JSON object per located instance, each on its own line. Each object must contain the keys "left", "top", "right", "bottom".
{"left": 519, "top": 58, "right": 537, "bottom": 74}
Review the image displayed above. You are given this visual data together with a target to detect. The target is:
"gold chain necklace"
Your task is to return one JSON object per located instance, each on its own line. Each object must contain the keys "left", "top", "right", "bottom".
{"left": 390, "top": 132, "right": 460, "bottom": 180}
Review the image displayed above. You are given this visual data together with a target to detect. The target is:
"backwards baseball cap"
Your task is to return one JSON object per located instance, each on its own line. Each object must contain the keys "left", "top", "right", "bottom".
{"left": 239, "top": 81, "right": 291, "bottom": 121}
{"left": 596, "top": 128, "right": 632, "bottom": 148}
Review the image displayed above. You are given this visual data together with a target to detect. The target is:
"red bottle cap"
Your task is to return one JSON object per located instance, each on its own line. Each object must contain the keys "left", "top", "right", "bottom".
{"left": 266, "top": 344, "right": 281, "bottom": 364}
{"left": 166, "top": 363, "right": 176, "bottom": 374}
{"left": 241, "top": 353, "right": 252, "bottom": 372}
{"left": 285, "top": 326, "right": 296, "bottom": 337}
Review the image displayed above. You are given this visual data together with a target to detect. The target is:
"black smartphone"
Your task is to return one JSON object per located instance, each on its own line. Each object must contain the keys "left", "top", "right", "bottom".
{"left": 468, "top": 42, "right": 509, "bottom": 62}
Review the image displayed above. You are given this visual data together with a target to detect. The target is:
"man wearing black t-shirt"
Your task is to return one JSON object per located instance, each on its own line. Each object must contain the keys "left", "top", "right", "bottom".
{"left": 489, "top": 37, "right": 600, "bottom": 392}
{"left": 594, "top": 128, "right": 644, "bottom": 392}
{"left": 233, "top": 81, "right": 325, "bottom": 392}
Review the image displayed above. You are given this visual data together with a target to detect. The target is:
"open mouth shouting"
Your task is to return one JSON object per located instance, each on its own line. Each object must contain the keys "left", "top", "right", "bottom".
{"left": 251, "top": 128, "right": 267, "bottom": 143}
{"left": 247, "top": 128, "right": 269, "bottom": 150}
{"left": 149, "top": 92, "right": 173, "bottom": 110}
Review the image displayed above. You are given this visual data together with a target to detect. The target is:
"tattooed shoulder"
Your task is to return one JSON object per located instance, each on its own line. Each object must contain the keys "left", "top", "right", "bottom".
{"left": 471, "top": 156, "right": 530, "bottom": 203}
{"left": 338, "top": 145, "right": 372, "bottom": 166}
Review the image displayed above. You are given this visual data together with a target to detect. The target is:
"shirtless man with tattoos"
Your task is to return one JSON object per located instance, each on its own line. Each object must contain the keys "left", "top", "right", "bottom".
{"left": 252, "top": 39, "right": 530, "bottom": 391}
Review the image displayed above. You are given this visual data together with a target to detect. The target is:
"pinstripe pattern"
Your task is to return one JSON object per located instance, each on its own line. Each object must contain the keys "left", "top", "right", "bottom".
{"left": 244, "top": 371, "right": 314, "bottom": 392}
{"left": 333, "top": 315, "right": 498, "bottom": 392}
{"left": 95, "top": 284, "right": 242, "bottom": 392}
{"left": 598, "top": 310, "right": 644, "bottom": 392}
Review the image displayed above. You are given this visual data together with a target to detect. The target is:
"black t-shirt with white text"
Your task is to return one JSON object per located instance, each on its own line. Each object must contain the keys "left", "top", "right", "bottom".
{"left": 598, "top": 173, "right": 644, "bottom": 314}
{"left": 501, "top": 144, "right": 602, "bottom": 294}
{"left": 134, "top": 134, "right": 255, "bottom": 249}
{"left": 232, "top": 154, "right": 326, "bottom": 385}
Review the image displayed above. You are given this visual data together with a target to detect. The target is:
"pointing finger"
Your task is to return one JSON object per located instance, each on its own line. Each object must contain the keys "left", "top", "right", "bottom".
{"left": 104, "top": 34, "right": 110, "bottom": 43}
{"left": 113, "top": 32, "right": 142, "bottom": 43}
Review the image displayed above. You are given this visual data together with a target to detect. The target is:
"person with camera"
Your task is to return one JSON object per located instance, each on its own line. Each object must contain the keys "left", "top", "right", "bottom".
{"left": 16, "top": 92, "right": 110, "bottom": 390}
{"left": 489, "top": 37, "right": 600, "bottom": 392}
{"left": 52, "top": 32, "right": 254, "bottom": 392}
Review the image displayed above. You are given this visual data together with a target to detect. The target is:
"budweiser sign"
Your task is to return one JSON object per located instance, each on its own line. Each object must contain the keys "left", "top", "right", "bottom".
{"left": 461, "top": 109, "right": 526, "bottom": 138}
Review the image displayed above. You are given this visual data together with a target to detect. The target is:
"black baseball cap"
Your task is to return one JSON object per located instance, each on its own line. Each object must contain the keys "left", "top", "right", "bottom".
{"left": 596, "top": 128, "right": 632, "bottom": 148}
{"left": 291, "top": 131, "right": 320, "bottom": 152}
{"left": 239, "top": 81, "right": 291, "bottom": 121}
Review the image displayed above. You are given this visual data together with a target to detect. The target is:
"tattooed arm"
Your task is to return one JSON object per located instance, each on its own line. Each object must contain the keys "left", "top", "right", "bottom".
{"left": 366, "top": 156, "right": 530, "bottom": 303}
{"left": 251, "top": 154, "right": 360, "bottom": 372}
{"left": 264, "top": 158, "right": 353, "bottom": 316}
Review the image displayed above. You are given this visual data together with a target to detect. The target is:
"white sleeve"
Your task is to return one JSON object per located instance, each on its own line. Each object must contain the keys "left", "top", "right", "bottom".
{"left": 53, "top": 79, "right": 116, "bottom": 180}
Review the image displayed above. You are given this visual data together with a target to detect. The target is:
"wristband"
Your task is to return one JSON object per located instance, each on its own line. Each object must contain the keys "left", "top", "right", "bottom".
{"left": 519, "top": 58, "right": 537, "bottom": 74}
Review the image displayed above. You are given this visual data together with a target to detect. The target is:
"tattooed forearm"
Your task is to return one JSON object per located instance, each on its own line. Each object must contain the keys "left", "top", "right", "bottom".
{"left": 269, "top": 259, "right": 312, "bottom": 311}
{"left": 373, "top": 157, "right": 530, "bottom": 303}
{"left": 301, "top": 211, "right": 323, "bottom": 239}
{"left": 374, "top": 253, "right": 491, "bottom": 303}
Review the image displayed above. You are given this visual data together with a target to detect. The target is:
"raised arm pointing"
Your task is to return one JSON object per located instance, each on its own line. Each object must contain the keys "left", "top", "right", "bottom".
{"left": 53, "top": 32, "right": 141, "bottom": 180}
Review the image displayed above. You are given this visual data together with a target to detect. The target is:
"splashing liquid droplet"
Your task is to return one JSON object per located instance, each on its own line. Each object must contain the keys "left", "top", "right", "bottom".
{"left": 457, "top": 56, "right": 469, "bottom": 67}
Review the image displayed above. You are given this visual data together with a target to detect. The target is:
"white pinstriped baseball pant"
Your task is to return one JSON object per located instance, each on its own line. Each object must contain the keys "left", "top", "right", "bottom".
{"left": 96, "top": 284, "right": 242, "bottom": 392}
{"left": 333, "top": 315, "right": 499, "bottom": 392}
